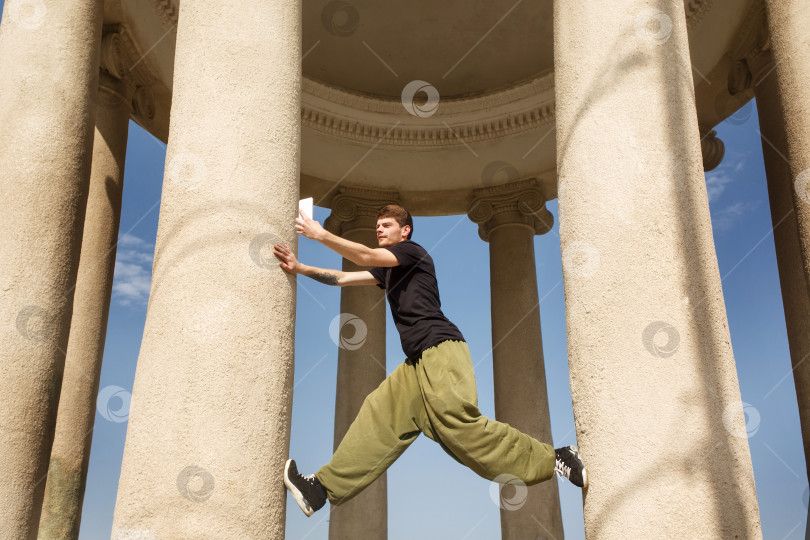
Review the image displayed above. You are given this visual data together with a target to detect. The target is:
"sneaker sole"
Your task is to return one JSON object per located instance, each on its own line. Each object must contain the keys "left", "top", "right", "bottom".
{"left": 571, "top": 446, "right": 588, "bottom": 490}
{"left": 284, "top": 459, "right": 315, "bottom": 517}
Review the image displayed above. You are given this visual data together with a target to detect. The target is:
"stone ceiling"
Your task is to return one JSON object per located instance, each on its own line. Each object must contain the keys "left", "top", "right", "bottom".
{"left": 302, "top": 0, "right": 554, "bottom": 99}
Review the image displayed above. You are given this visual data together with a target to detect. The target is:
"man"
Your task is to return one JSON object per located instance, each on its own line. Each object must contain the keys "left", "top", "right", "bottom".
{"left": 273, "top": 204, "right": 587, "bottom": 517}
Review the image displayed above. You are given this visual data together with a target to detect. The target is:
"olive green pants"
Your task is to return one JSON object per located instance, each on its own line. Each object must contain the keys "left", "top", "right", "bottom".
{"left": 315, "top": 339, "right": 556, "bottom": 505}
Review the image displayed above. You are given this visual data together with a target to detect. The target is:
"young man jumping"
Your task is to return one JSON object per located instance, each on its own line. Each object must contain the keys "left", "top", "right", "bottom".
{"left": 273, "top": 204, "right": 587, "bottom": 517}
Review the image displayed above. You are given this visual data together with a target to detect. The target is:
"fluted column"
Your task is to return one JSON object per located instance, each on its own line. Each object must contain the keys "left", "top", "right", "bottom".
{"left": 111, "top": 1, "right": 301, "bottom": 537}
{"left": 763, "top": 0, "right": 810, "bottom": 296}
{"left": 730, "top": 26, "right": 810, "bottom": 481}
{"left": 553, "top": 0, "right": 761, "bottom": 537}
{"left": 323, "top": 188, "right": 398, "bottom": 540}
{"left": 467, "top": 179, "right": 563, "bottom": 540}
{"left": 38, "top": 31, "right": 144, "bottom": 539}
{"left": 0, "top": 1, "right": 103, "bottom": 538}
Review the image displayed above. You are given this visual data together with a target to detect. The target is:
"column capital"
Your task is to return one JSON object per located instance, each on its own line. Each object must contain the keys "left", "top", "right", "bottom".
{"left": 747, "top": 44, "right": 776, "bottom": 87}
{"left": 728, "top": 49, "right": 775, "bottom": 95}
{"left": 467, "top": 178, "right": 552, "bottom": 242}
{"left": 99, "top": 32, "right": 128, "bottom": 80}
{"left": 98, "top": 27, "right": 156, "bottom": 120}
{"left": 98, "top": 70, "right": 134, "bottom": 110}
{"left": 324, "top": 186, "right": 402, "bottom": 237}
{"left": 701, "top": 129, "right": 725, "bottom": 172}
{"left": 727, "top": 6, "right": 774, "bottom": 92}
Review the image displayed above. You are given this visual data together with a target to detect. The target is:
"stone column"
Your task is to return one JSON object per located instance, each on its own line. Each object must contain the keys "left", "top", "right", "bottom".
{"left": 323, "top": 188, "right": 398, "bottom": 540}
{"left": 38, "top": 32, "right": 139, "bottom": 539}
{"left": 111, "top": 0, "right": 301, "bottom": 537}
{"left": 0, "top": 1, "right": 102, "bottom": 538}
{"left": 733, "top": 34, "right": 810, "bottom": 480}
{"left": 553, "top": 0, "right": 761, "bottom": 537}
{"left": 467, "top": 179, "right": 563, "bottom": 540}
{"left": 763, "top": 0, "right": 810, "bottom": 296}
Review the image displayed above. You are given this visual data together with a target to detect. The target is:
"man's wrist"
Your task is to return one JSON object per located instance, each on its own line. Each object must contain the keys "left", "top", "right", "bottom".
{"left": 315, "top": 228, "right": 330, "bottom": 244}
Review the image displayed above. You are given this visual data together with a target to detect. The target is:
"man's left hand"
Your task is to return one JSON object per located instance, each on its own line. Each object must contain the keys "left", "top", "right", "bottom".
{"left": 295, "top": 209, "right": 326, "bottom": 242}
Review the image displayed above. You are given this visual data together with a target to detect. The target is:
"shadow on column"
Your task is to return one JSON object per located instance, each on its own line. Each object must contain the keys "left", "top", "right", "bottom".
{"left": 554, "top": 2, "right": 758, "bottom": 536}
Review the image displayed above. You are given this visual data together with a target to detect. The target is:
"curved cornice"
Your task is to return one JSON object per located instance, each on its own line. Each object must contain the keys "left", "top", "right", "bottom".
{"left": 301, "top": 74, "right": 556, "bottom": 147}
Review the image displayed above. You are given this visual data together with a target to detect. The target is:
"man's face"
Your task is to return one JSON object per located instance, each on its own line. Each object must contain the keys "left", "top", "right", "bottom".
{"left": 376, "top": 217, "right": 409, "bottom": 247}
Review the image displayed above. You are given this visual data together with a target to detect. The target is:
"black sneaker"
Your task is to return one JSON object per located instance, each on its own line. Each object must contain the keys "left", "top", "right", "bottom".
{"left": 284, "top": 459, "right": 327, "bottom": 516}
{"left": 554, "top": 446, "right": 588, "bottom": 489}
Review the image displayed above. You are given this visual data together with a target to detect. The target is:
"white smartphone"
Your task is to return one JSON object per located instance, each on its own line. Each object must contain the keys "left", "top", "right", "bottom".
{"left": 298, "top": 197, "right": 313, "bottom": 220}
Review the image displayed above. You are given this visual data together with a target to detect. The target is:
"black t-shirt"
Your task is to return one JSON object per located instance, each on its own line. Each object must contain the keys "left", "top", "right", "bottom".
{"left": 368, "top": 240, "right": 465, "bottom": 359}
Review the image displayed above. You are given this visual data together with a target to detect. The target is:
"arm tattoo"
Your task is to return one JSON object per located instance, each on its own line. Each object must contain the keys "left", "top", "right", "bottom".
{"left": 308, "top": 272, "right": 339, "bottom": 286}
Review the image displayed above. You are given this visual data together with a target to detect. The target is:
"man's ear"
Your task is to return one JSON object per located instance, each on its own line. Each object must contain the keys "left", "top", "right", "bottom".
{"left": 403, "top": 225, "right": 411, "bottom": 239}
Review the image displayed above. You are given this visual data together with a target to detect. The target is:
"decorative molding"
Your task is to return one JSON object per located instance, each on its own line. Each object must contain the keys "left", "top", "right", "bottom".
{"left": 323, "top": 186, "right": 402, "bottom": 236}
{"left": 701, "top": 130, "right": 725, "bottom": 171}
{"left": 728, "top": 0, "right": 766, "bottom": 62}
{"left": 301, "top": 75, "right": 556, "bottom": 148}
{"left": 301, "top": 104, "right": 555, "bottom": 147}
{"left": 109, "top": 25, "right": 157, "bottom": 121}
{"left": 304, "top": 72, "right": 555, "bottom": 115}
{"left": 467, "top": 178, "right": 553, "bottom": 242}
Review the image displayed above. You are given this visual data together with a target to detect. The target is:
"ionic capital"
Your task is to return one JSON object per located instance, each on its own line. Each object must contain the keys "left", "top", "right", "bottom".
{"left": 467, "top": 178, "right": 552, "bottom": 242}
{"left": 97, "top": 28, "right": 156, "bottom": 120}
{"left": 132, "top": 85, "right": 156, "bottom": 120}
{"left": 746, "top": 44, "right": 776, "bottom": 87}
{"left": 100, "top": 32, "right": 128, "bottom": 80}
{"left": 324, "top": 187, "right": 402, "bottom": 237}
{"left": 98, "top": 70, "right": 134, "bottom": 110}
{"left": 727, "top": 58, "right": 753, "bottom": 96}
{"left": 728, "top": 4, "right": 774, "bottom": 92}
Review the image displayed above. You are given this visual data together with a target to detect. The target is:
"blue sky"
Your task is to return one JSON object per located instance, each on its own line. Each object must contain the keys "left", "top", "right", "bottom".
{"left": 2, "top": 2, "right": 807, "bottom": 537}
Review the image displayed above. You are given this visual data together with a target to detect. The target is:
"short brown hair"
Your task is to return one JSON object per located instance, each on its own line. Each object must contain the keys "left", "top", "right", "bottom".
{"left": 376, "top": 204, "right": 413, "bottom": 240}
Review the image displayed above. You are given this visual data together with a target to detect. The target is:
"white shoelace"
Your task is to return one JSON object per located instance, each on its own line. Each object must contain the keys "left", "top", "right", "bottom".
{"left": 555, "top": 459, "right": 571, "bottom": 480}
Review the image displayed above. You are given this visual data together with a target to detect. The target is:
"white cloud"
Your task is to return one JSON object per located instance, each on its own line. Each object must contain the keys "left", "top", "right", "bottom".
{"left": 117, "top": 249, "right": 154, "bottom": 265}
{"left": 118, "top": 233, "right": 151, "bottom": 249}
{"left": 706, "top": 171, "right": 734, "bottom": 203}
{"left": 112, "top": 233, "right": 154, "bottom": 307}
{"left": 705, "top": 153, "right": 746, "bottom": 203}
{"left": 711, "top": 201, "right": 760, "bottom": 233}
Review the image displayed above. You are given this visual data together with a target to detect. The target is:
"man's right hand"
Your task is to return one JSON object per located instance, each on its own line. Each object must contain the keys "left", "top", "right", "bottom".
{"left": 273, "top": 243, "right": 300, "bottom": 274}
